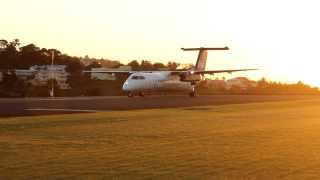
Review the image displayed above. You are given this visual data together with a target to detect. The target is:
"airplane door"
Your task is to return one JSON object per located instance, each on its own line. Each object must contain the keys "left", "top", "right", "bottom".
{"left": 153, "top": 80, "right": 158, "bottom": 89}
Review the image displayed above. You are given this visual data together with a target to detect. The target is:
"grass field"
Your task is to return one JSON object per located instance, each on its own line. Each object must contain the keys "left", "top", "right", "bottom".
{"left": 1, "top": 99, "right": 320, "bottom": 179}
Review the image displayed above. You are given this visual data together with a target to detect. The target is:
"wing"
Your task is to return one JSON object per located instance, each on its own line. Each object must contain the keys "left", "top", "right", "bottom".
{"left": 83, "top": 70, "right": 135, "bottom": 74}
{"left": 83, "top": 69, "right": 257, "bottom": 75}
{"left": 83, "top": 70, "right": 188, "bottom": 74}
{"left": 193, "top": 69, "right": 258, "bottom": 75}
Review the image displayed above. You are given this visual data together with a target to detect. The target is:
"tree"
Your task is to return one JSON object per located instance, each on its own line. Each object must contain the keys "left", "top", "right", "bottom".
{"left": 257, "top": 77, "right": 268, "bottom": 88}
{"left": 140, "top": 60, "right": 153, "bottom": 70}
{"left": 0, "top": 39, "right": 20, "bottom": 70}
{"left": 65, "top": 57, "right": 84, "bottom": 73}
{"left": 19, "top": 44, "right": 42, "bottom": 68}
{"left": 153, "top": 62, "right": 166, "bottom": 70}
{"left": 0, "top": 39, "right": 8, "bottom": 49}
{"left": 0, "top": 71, "right": 25, "bottom": 97}
{"left": 85, "top": 61, "right": 102, "bottom": 70}
{"left": 128, "top": 60, "right": 140, "bottom": 70}
{"left": 10, "top": 39, "right": 20, "bottom": 48}
{"left": 167, "top": 61, "right": 179, "bottom": 70}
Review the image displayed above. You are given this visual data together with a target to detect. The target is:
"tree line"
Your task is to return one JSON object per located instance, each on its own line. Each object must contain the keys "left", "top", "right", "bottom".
{"left": 0, "top": 39, "right": 180, "bottom": 97}
{"left": 0, "top": 39, "right": 180, "bottom": 72}
{"left": 0, "top": 39, "right": 319, "bottom": 97}
{"left": 199, "top": 78, "right": 319, "bottom": 95}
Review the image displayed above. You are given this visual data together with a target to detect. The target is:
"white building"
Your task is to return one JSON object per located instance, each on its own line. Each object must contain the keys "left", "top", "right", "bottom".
{"left": 91, "top": 65, "right": 131, "bottom": 80}
{"left": 15, "top": 69, "right": 36, "bottom": 80}
{"left": 15, "top": 65, "right": 70, "bottom": 89}
{"left": 226, "top": 77, "right": 257, "bottom": 90}
{"left": 204, "top": 79, "right": 227, "bottom": 89}
{"left": 31, "top": 65, "right": 70, "bottom": 89}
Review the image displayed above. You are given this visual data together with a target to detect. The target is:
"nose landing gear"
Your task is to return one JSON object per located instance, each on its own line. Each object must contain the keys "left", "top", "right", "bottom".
{"left": 127, "top": 91, "right": 145, "bottom": 97}
{"left": 189, "top": 86, "right": 197, "bottom": 97}
{"left": 127, "top": 91, "right": 134, "bottom": 97}
{"left": 138, "top": 92, "right": 145, "bottom": 97}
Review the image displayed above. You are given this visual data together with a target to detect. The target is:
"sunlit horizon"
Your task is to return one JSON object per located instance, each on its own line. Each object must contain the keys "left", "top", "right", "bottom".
{"left": 1, "top": 0, "right": 320, "bottom": 87}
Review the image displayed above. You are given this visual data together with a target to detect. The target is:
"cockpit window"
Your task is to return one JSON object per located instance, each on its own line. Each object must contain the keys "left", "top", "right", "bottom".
{"left": 131, "top": 75, "right": 145, "bottom": 80}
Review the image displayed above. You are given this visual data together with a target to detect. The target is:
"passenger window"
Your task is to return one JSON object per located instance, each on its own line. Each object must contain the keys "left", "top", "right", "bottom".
{"left": 131, "top": 75, "right": 145, "bottom": 80}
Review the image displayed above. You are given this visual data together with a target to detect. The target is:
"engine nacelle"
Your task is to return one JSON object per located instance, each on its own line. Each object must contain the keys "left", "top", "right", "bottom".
{"left": 180, "top": 72, "right": 202, "bottom": 82}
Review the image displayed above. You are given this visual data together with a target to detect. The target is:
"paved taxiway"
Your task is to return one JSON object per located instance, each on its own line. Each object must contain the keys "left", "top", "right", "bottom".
{"left": 0, "top": 95, "right": 316, "bottom": 117}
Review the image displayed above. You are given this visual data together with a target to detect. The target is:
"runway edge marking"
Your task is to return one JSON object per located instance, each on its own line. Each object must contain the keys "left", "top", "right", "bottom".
{"left": 25, "top": 108, "right": 101, "bottom": 112}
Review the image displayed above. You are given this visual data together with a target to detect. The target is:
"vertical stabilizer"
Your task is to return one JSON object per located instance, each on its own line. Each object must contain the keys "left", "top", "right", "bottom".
{"left": 181, "top": 47, "right": 229, "bottom": 71}
{"left": 195, "top": 49, "right": 208, "bottom": 71}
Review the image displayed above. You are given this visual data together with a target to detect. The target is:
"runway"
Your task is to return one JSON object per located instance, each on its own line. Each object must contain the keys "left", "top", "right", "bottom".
{"left": 0, "top": 95, "right": 317, "bottom": 117}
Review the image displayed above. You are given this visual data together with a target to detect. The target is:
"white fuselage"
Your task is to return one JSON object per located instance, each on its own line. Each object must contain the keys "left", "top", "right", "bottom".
{"left": 122, "top": 72, "right": 193, "bottom": 93}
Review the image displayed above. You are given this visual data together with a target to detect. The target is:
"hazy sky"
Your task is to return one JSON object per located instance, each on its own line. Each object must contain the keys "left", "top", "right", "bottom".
{"left": 2, "top": 0, "right": 320, "bottom": 86}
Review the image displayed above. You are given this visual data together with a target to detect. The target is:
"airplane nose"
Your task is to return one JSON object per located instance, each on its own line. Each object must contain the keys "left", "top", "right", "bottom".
{"left": 122, "top": 81, "right": 129, "bottom": 91}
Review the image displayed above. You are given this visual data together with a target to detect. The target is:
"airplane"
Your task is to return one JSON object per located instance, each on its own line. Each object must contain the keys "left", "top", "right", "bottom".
{"left": 84, "top": 47, "right": 257, "bottom": 97}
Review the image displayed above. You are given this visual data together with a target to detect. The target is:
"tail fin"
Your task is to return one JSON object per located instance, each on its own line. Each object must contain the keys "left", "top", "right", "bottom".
{"left": 195, "top": 49, "right": 208, "bottom": 71}
{"left": 181, "top": 47, "right": 229, "bottom": 71}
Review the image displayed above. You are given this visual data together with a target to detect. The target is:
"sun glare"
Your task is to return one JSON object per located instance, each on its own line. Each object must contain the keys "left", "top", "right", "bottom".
{"left": 1, "top": 0, "right": 320, "bottom": 86}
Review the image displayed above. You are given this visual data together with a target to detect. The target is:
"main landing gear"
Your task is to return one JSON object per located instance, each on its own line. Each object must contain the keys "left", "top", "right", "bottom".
{"left": 138, "top": 92, "right": 145, "bottom": 97}
{"left": 127, "top": 91, "right": 145, "bottom": 97}
{"left": 189, "top": 86, "right": 197, "bottom": 97}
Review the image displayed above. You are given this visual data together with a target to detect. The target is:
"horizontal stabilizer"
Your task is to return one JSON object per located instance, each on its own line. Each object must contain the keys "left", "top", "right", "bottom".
{"left": 181, "top": 47, "right": 229, "bottom": 51}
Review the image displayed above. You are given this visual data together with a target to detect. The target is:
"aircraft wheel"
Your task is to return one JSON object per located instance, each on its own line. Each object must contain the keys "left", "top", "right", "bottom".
{"left": 189, "top": 87, "right": 197, "bottom": 97}
{"left": 139, "top": 92, "right": 145, "bottom": 97}
{"left": 128, "top": 92, "right": 134, "bottom": 97}
{"left": 189, "top": 91, "right": 196, "bottom": 97}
